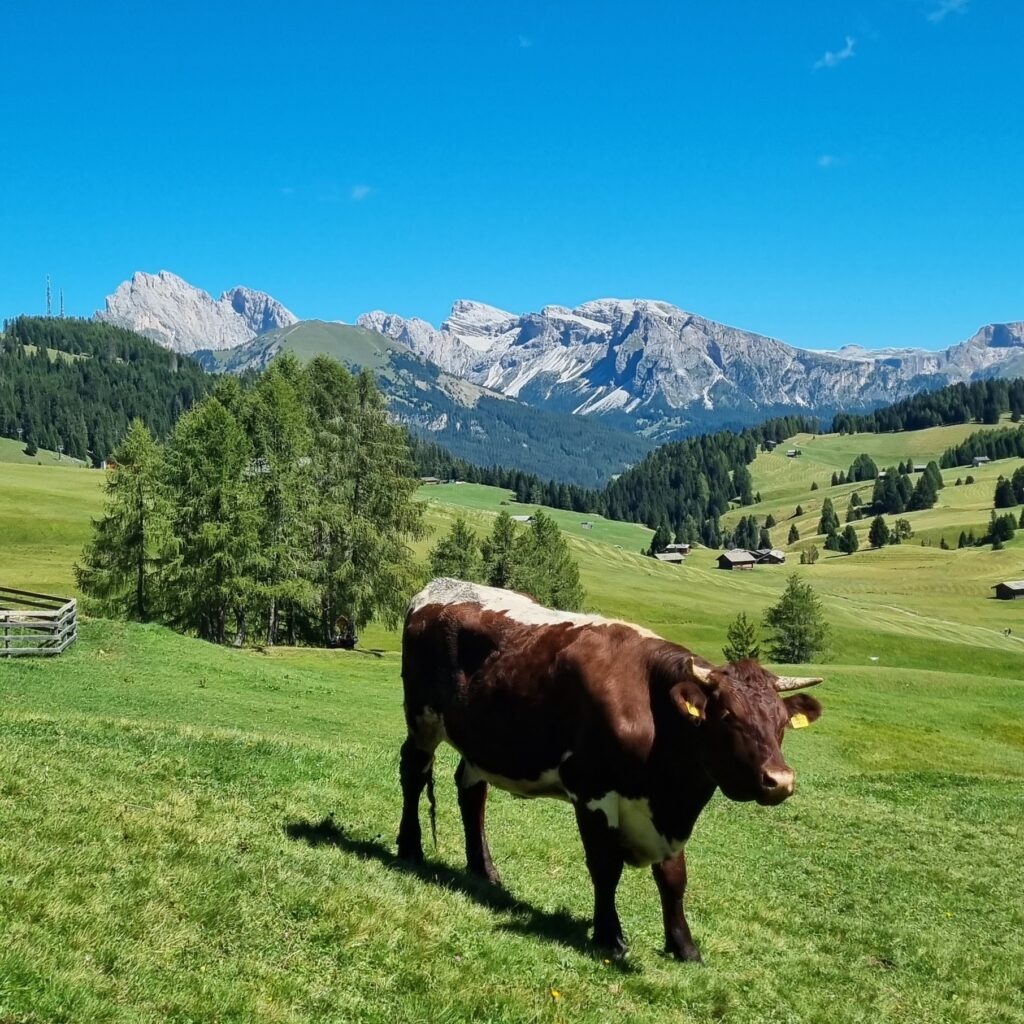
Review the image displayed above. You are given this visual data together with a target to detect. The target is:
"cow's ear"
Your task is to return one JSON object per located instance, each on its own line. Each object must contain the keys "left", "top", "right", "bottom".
{"left": 670, "top": 679, "right": 708, "bottom": 723}
{"left": 783, "top": 692, "right": 822, "bottom": 729}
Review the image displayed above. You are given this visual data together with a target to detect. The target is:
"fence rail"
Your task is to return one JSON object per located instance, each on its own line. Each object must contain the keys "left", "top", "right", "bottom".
{"left": 0, "top": 586, "right": 78, "bottom": 657}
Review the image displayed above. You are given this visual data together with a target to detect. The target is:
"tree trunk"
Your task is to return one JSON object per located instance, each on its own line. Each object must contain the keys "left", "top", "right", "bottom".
{"left": 267, "top": 596, "right": 277, "bottom": 646}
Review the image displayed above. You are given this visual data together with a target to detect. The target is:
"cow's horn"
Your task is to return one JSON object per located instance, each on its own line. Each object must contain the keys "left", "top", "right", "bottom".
{"left": 773, "top": 675, "right": 823, "bottom": 692}
{"left": 690, "top": 661, "right": 715, "bottom": 685}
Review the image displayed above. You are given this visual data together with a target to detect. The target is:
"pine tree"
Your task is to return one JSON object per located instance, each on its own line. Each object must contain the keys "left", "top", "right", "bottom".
{"left": 841, "top": 524, "right": 859, "bottom": 555}
{"left": 804, "top": 543, "right": 820, "bottom": 564}
{"left": 159, "top": 399, "right": 260, "bottom": 643}
{"left": 649, "top": 521, "right": 672, "bottom": 555}
{"left": 795, "top": 504, "right": 804, "bottom": 517}
{"left": 788, "top": 523, "right": 800, "bottom": 544}
{"left": 763, "top": 575, "right": 830, "bottom": 663}
{"left": 764, "top": 513, "right": 776, "bottom": 528}
{"left": 429, "top": 517, "right": 483, "bottom": 580}
{"left": 75, "top": 419, "right": 164, "bottom": 621}
{"left": 722, "top": 612, "right": 760, "bottom": 662}
{"left": 994, "top": 478, "right": 1017, "bottom": 508}
{"left": 810, "top": 481, "right": 819, "bottom": 491}
{"left": 482, "top": 511, "right": 519, "bottom": 587}
{"left": 868, "top": 515, "right": 890, "bottom": 548}
{"left": 817, "top": 498, "right": 839, "bottom": 536}
{"left": 328, "top": 368, "right": 425, "bottom": 631}
{"left": 242, "top": 356, "right": 317, "bottom": 644}
{"left": 509, "top": 510, "right": 584, "bottom": 610}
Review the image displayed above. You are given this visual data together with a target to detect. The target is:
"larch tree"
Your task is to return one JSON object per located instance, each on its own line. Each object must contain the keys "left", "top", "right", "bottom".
{"left": 75, "top": 418, "right": 165, "bottom": 621}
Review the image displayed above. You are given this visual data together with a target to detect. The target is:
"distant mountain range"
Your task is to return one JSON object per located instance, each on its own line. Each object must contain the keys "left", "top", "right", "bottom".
{"left": 96, "top": 269, "right": 1024, "bottom": 456}
{"left": 195, "top": 320, "right": 652, "bottom": 487}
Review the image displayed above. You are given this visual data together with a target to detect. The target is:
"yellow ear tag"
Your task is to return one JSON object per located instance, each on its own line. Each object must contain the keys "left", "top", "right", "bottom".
{"left": 790, "top": 713, "right": 809, "bottom": 729}
{"left": 684, "top": 701, "right": 702, "bottom": 718}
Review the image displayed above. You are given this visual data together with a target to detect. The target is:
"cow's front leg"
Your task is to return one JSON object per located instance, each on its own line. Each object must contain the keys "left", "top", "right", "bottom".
{"left": 455, "top": 759, "right": 502, "bottom": 885}
{"left": 574, "top": 802, "right": 627, "bottom": 957}
{"left": 652, "top": 851, "right": 702, "bottom": 962}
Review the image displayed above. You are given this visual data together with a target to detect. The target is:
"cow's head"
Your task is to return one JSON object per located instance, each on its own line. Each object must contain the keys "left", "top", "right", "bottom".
{"left": 670, "top": 658, "right": 822, "bottom": 805}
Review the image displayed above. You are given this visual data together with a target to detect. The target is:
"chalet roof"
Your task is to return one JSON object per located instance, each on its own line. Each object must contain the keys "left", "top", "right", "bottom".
{"left": 719, "top": 549, "right": 756, "bottom": 564}
{"left": 664, "top": 543, "right": 691, "bottom": 552}
{"left": 992, "top": 580, "right": 1024, "bottom": 591}
{"left": 753, "top": 548, "right": 786, "bottom": 561}
{"left": 654, "top": 552, "right": 685, "bottom": 563}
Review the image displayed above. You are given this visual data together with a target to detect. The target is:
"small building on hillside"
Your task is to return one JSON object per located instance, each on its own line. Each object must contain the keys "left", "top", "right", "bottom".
{"left": 665, "top": 542, "right": 691, "bottom": 555}
{"left": 753, "top": 548, "right": 787, "bottom": 565}
{"left": 765, "top": 440, "right": 778, "bottom": 451}
{"left": 972, "top": 455, "right": 992, "bottom": 468}
{"left": 580, "top": 521, "right": 593, "bottom": 530}
{"left": 654, "top": 551, "right": 686, "bottom": 565}
{"left": 786, "top": 449, "right": 802, "bottom": 458}
{"left": 419, "top": 476, "right": 441, "bottom": 485}
{"left": 992, "top": 580, "right": 1024, "bottom": 600}
{"left": 912, "top": 464, "right": 928, "bottom": 473}
{"left": 717, "top": 549, "right": 757, "bottom": 570}
{"left": 511, "top": 514, "right": 535, "bottom": 524}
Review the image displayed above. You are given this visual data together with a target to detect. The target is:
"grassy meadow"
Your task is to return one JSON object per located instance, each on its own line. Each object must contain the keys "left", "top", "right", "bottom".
{"left": 1, "top": 423, "right": 1023, "bottom": 1022}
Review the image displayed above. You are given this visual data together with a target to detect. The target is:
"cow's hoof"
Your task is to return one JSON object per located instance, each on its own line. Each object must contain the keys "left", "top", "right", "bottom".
{"left": 396, "top": 839, "right": 424, "bottom": 863}
{"left": 468, "top": 864, "right": 503, "bottom": 888}
{"left": 595, "top": 936, "right": 629, "bottom": 961}
{"left": 666, "top": 942, "right": 703, "bottom": 964}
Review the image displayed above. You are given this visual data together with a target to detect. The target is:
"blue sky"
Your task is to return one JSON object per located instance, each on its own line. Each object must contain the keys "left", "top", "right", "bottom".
{"left": 1, "top": 0, "right": 1020, "bottom": 349}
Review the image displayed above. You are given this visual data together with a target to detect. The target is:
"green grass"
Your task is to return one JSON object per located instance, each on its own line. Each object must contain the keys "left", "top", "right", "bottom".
{"left": 2, "top": 422, "right": 1024, "bottom": 1021}
{"left": 0, "top": 435, "right": 88, "bottom": 468}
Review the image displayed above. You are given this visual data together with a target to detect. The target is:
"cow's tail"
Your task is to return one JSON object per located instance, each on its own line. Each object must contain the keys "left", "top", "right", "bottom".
{"left": 426, "top": 765, "right": 437, "bottom": 848}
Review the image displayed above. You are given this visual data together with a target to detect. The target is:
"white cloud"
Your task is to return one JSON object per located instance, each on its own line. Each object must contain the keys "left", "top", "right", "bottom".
{"left": 350, "top": 184, "right": 373, "bottom": 201}
{"left": 814, "top": 35, "right": 856, "bottom": 70}
{"left": 928, "top": 0, "right": 969, "bottom": 22}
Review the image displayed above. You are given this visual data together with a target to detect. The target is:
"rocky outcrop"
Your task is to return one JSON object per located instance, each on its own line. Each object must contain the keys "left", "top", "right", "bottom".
{"left": 96, "top": 271, "right": 296, "bottom": 353}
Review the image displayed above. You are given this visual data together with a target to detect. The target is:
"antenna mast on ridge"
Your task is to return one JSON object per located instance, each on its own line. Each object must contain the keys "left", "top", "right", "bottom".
{"left": 59, "top": 288, "right": 65, "bottom": 318}
{"left": 46, "top": 275, "right": 52, "bottom": 317}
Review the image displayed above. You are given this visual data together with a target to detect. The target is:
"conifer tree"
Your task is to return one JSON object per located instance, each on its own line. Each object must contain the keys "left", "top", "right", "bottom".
{"left": 841, "top": 524, "right": 860, "bottom": 554}
{"left": 817, "top": 498, "right": 839, "bottom": 536}
{"left": 429, "top": 518, "right": 483, "bottom": 580}
{"left": 160, "top": 399, "right": 261, "bottom": 644}
{"left": 868, "top": 515, "right": 890, "bottom": 548}
{"left": 509, "top": 511, "right": 584, "bottom": 610}
{"left": 722, "top": 612, "right": 760, "bottom": 662}
{"left": 76, "top": 419, "right": 165, "bottom": 621}
{"left": 788, "top": 523, "right": 800, "bottom": 544}
{"left": 482, "top": 511, "right": 519, "bottom": 588}
{"left": 763, "top": 575, "right": 830, "bottom": 663}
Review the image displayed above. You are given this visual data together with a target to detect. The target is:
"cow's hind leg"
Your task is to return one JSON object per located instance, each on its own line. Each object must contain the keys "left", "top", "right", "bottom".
{"left": 574, "top": 802, "right": 627, "bottom": 957}
{"left": 652, "top": 851, "right": 702, "bottom": 963}
{"left": 454, "top": 758, "right": 502, "bottom": 886}
{"left": 397, "top": 709, "right": 443, "bottom": 863}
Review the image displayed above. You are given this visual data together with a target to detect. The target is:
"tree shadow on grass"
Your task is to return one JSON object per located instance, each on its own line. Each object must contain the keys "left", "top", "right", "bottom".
{"left": 284, "top": 815, "right": 633, "bottom": 966}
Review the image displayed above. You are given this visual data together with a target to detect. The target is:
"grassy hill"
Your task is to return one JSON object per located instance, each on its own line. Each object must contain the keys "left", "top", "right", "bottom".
{"left": 1, "top": 423, "right": 1022, "bottom": 1021}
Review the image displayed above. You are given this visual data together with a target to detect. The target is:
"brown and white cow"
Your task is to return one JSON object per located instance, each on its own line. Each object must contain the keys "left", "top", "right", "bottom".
{"left": 396, "top": 578, "right": 823, "bottom": 962}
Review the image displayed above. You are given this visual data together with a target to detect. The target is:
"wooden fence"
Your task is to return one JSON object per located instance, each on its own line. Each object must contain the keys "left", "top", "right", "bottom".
{"left": 0, "top": 586, "right": 78, "bottom": 657}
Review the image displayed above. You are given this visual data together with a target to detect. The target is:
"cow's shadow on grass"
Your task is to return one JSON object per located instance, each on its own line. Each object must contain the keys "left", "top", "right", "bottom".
{"left": 285, "top": 815, "right": 631, "bottom": 965}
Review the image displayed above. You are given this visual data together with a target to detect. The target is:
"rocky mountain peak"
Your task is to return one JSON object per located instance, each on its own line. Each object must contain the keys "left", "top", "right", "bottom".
{"left": 96, "top": 271, "right": 296, "bottom": 354}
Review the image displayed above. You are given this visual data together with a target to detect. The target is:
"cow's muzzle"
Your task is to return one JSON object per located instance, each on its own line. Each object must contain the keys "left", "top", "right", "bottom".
{"left": 758, "top": 767, "right": 795, "bottom": 805}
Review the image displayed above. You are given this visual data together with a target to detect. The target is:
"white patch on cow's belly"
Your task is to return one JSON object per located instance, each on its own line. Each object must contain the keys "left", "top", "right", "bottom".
{"left": 586, "top": 792, "right": 684, "bottom": 865}
{"left": 462, "top": 761, "right": 572, "bottom": 801}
